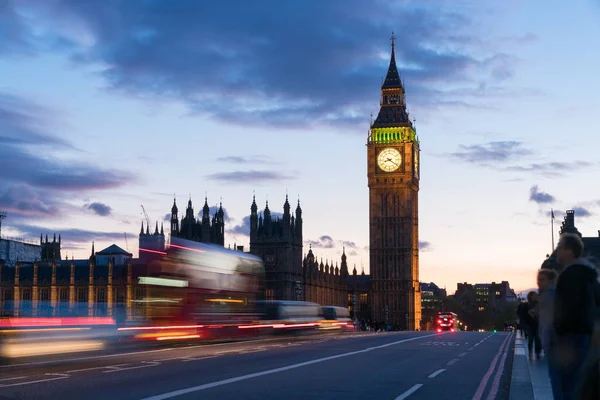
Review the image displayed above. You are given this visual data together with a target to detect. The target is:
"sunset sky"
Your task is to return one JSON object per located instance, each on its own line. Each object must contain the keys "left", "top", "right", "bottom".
{"left": 1, "top": 0, "right": 599, "bottom": 294}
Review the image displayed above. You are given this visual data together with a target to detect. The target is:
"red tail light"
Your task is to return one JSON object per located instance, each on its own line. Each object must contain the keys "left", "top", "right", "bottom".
{"left": 437, "top": 328, "right": 442, "bottom": 333}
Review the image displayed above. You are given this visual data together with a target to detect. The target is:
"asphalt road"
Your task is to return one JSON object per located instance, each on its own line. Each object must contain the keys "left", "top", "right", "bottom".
{"left": 0, "top": 331, "right": 514, "bottom": 400}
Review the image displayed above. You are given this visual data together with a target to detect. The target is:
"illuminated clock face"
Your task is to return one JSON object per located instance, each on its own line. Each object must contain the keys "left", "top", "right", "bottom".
{"left": 377, "top": 148, "right": 401, "bottom": 172}
{"left": 414, "top": 150, "right": 419, "bottom": 177}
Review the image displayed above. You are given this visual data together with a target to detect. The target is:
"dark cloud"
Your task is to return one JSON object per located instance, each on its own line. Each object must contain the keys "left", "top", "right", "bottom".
{"left": 227, "top": 211, "right": 287, "bottom": 236}
{"left": 216, "top": 156, "right": 276, "bottom": 165}
{"left": 205, "top": 171, "right": 295, "bottom": 183}
{"left": 342, "top": 241, "right": 358, "bottom": 249}
{"left": 448, "top": 141, "right": 532, "bottom": 163}
{"left": 0, "top": 1, "right": 529, "bottom": 129}
{"left": 230, "top": 216, "right": 251, "bottom": 236}
{"left": 200, "top": 205, "right": 232, "bottom": 223}
{"left": 546, "top": 207, "right": 592, "bottom": 220}
{"left": 163, "top": 213, "right": 171, "bottom": 222}
{"left": 84, "top": 201, "right": 112, "bottom": 217}
{"left": 529, "top": 185, "right": 555, "bottom": 204}
{"left": 0, "top": 184, "right": 60, "bottom": 219}
{"left": 307, "top": 235, "right": 336, "bottom": 249}
{"left": 0, "top": 91, "right": 136, "bottom": 226}
{"left": 419, "top": 241, "right": 432, "bottom": 251}
{"left": 572, "top": 207, "right": 592, "bottom": 218}
{"left": 10, "top": 222, "right": 130, "bottom": 246}
{"left": 0, "top": 92, "right": 135, "bottom": 191}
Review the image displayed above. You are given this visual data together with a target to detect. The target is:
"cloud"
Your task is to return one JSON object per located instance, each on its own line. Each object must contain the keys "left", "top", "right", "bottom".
{"left": 505, "top": 161, "right": 592, "bottom": 177}
{"left": 342, "top": 241, "right": 358, "bottom": 249}
{"left": 0, "top": 1, "right": 530, "bottom": 129}
{"left": 0, "top": 91, "right": 136, "bottom": 227}
{"left": 205, "top": 171, "right": 295, "bottom": 183}
{"left": 448, "top": 141, "right": 532, "bottom": 163}
{"left": 572, "top": 207, "right": 592, "bottom": 218}
{"left": 216, "top": 155, "right": 277, "bottom": 165}
{"left": 84, "top": 201, "right": 112, "bottom": 217}
{"left": 230, "top": 215, "right": 251, "bottom": 236}
{"left": 203, "top": 205, "right": 232, "bottom": 222}
{"left": 0, "top": 92, "right": 134, "bottom": 188}
{"left": 529, "top": 185, "right": 555, "bottom": 204}
{"left": 163, "top": 213, "right": 171, "bottom": 222}
{"left": 307, "top": 235, "right": 336, "bottom": 249}
{"left": 419, "top": 241, "right": 432, "bottom": 251}
{"left": 10, "top": 222, "right": 130, "bottom": 246}
{"left": 228, "top": 210, "right": 284, "bottom": 236}
{"left": 546, "top": 207, "right": 592, "bottom": 220}
{"left": 0, "top": 184, "right": 60, "bottom": 219}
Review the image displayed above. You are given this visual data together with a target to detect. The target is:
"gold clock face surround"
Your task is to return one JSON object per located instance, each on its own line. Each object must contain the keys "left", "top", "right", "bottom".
{"left": 377, "top": 147, "right": 402, "bottom": 172}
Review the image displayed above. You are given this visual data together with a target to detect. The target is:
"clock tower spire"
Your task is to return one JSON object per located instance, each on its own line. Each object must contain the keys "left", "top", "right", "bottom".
{"left": 366, "top": 34, "right": 421, "bottom": 330}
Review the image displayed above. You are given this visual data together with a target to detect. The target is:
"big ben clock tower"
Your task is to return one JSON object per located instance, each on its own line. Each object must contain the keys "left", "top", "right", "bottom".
{"left": 367, "top": 34, "right": 421, "bottom": 330}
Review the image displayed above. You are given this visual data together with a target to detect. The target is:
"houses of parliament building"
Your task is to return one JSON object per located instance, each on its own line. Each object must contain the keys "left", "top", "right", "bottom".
{"left": 1, "top": 36, "right": 419, "bottom": 329}
{"left": 0, "top": 195, "right": 371, "bottom": 322}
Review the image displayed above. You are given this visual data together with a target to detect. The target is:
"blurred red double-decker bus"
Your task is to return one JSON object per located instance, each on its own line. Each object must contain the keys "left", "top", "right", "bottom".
{"left": 436, "top": 312, "right": 457, "bottom": 333}
{"left": 121, "top": 237, "right": 265, "bottom": 342}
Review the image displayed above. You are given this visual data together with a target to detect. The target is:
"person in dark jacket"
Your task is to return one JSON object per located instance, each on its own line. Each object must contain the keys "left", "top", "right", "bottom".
{"left": 553, "top": 233, "right": 600, "bottom": 399}
{"left": 573, "top": 256, "right": 600, "bottom": 399}
{"left": 524, "top": 291, "right": 542, "bottom": 359}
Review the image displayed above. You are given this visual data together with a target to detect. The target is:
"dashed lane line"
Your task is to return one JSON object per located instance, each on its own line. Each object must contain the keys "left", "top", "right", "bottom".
{"left": 428, "top": 369, "right": 446, "bottom": 378}
{"left": 394, "top": 384, "right": 424, "bottom": 400}
{"left": 140, "top": 333, "right": 442, "bottom": 400}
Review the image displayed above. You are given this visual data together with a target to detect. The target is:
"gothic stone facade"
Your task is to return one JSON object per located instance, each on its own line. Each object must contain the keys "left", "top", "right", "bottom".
{"left": 366, "top": 37, "right": 422, "bottom": 330}
{"left": 0, "top": 245, "right": 147, "bottom": 320}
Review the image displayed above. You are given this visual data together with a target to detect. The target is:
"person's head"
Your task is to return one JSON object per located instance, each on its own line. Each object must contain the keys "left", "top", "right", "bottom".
{"left": 527, "top": 291, "right": 537, "bottom": 302}
{"left": 556, "top": 233, "right": 584, "bottom": 266}
{"left": 537, "top": 268, "right": 557, "bottom": 291}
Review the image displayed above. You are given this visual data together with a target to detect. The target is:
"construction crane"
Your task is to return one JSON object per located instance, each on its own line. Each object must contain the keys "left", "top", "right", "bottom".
{"left": 140, "top": 205, "right": 151, "bottom": 232}
{"left": 124, "top": 232, "right": 129, "bottom": 252}
{"left": 0, "top": 210, "right": 6, "bottom": 238}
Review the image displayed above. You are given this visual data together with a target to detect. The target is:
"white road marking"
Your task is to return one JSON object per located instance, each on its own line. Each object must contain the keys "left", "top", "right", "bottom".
{"left": 394, "top": 384, "right": 424, "bottom": 400}
{"left": 0, "top": 376, "right": 28, "bottom": 382}
{"left": 102, "top": 361, "right": 161, "bottom": 373}
{"left": 66, "top": 364, "right": 130, "bottom": 373}
{"left": 428, "top": 369, "right": 446, "bottom": 378}
{"left": 447, "top": 358, "right": 460, "bottom": 366}
{"left": 141, "top": 333, "right": 441, "bottom": 400}
{"left": 181, "top": 356, "right": 219, "bottom": 362}
{"left": 458, "top": 352, "right": 468, "bottom": 357}
{"left": 238, "top": 348, "right": 267, "bottom": 354}
{"left": 0, "top": 373, "right": 70, "bottom": 388}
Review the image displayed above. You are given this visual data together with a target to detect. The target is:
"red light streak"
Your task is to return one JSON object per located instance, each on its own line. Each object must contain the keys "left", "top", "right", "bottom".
{"left": 139, "top": 248, "right": 167, "bottom": 255}
{"left": 0, "top": 317, "right": 115, "bottom": 328}
{"left": 117, "top": 324, "right": 204, "bottom": 331}
{"left": 169, "top": 244, "right": 205, "bottom": 253}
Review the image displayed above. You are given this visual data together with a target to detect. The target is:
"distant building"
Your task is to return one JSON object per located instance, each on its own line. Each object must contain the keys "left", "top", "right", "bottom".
{"left": 420, "top": 282, "right": 447, "bottom": 330}
{"left": 455, "top": 281, "right": 517, "bottom": 313}
{"left": 0, "top": 233, "right": 62, "bottom": 267}
{"left": 420, "top": 282, "right": 446, "bottom": 312}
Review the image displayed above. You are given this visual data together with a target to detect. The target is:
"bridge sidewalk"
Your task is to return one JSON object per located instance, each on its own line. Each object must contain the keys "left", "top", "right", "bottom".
{"left": 509, "top": 332, "right": 553, "bottom": 400}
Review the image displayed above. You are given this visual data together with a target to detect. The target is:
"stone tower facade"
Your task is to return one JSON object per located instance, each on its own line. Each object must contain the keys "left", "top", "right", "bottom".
{"left": 249, "top": 195, "right": 303, "bottom": 301}
{"left": 366, "top": 35, "right": 421, "bottom": 330}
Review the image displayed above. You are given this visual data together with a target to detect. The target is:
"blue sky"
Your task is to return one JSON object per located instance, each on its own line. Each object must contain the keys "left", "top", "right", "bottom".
{"left": 1, "top": 0, "right": 599, "bottom": 293}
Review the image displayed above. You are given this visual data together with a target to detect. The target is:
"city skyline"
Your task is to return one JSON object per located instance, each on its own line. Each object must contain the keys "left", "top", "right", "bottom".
{"left": 1, "top": 1, "right": 600, "bottom": 294}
